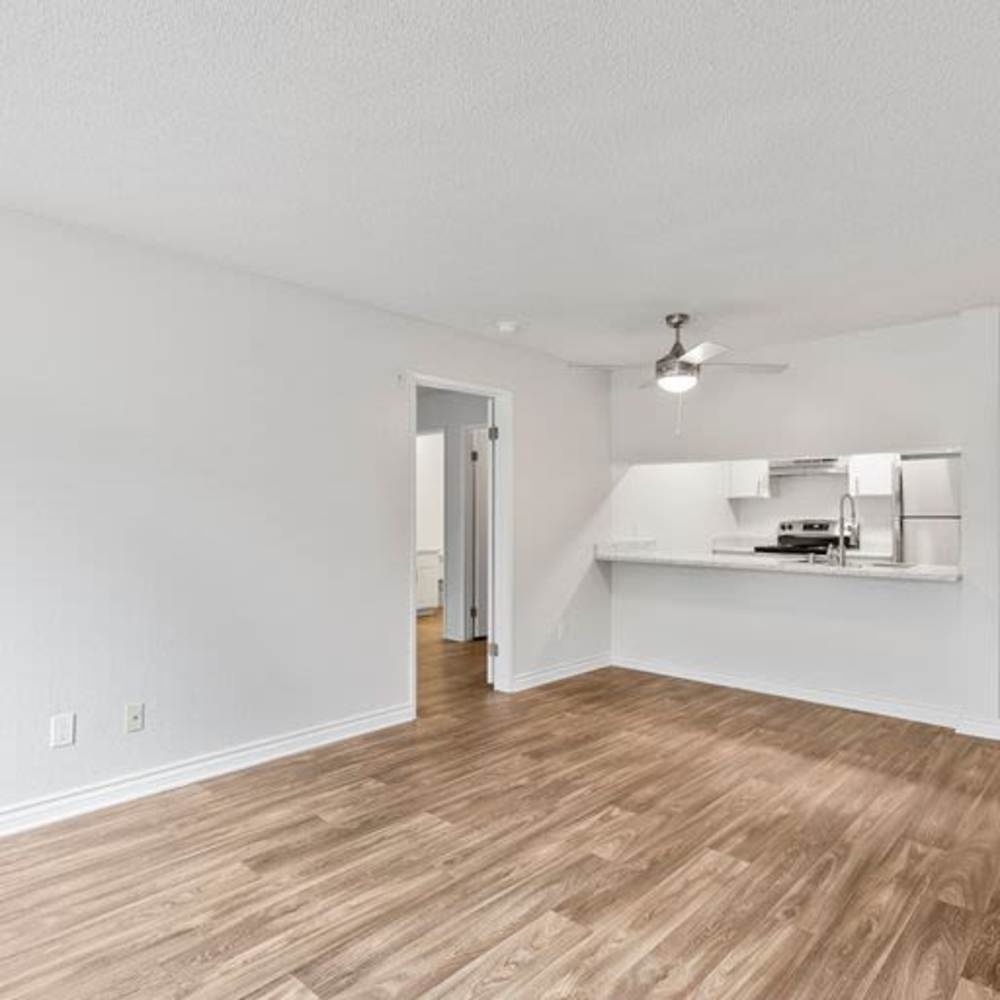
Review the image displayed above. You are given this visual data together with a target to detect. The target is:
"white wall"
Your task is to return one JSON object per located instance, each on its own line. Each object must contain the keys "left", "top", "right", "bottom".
{"left": 611, "top": 462, "right": 738, "bottom": 552}
{"left": 0, "top": 211, "right": 611, "bottom": 823}
{"left": 416, "top": 388, "right": 489, "bottom": 639}
{"left": 417, "top": 388, "right": 489, "bottom": 435}
{"left": 415, "top": 432, "right": 444, "bottom": 553}
{"left": 610, "top": 309, "right": 1000, "bottom": 733}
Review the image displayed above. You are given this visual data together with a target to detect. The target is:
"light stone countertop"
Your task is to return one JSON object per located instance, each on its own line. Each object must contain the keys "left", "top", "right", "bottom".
{"left": 595, "top": 544, "right": 962, "bottom": 583}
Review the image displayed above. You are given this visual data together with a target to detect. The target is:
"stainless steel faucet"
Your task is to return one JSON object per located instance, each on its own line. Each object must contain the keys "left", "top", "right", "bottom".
{"left": 839, "top": 493, "right": 857, "bottom": 567}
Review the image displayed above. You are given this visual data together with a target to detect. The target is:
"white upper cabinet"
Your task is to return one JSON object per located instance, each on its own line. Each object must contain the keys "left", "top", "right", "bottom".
{"left": 726, "top": 459, "right": 770, "bottom": 499}
{"left": 847, "top": 452, "right": 897, "bottom": 496}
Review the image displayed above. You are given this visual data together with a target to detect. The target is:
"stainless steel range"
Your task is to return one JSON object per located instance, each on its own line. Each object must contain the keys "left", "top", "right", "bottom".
{"left": 754, "top": 518, "right": 859, "bottom": 555}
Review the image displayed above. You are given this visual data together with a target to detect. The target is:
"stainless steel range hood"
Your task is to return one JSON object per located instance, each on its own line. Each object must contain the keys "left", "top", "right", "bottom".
{"left": 768, "top": 457, "right": 847, "bottom": 478}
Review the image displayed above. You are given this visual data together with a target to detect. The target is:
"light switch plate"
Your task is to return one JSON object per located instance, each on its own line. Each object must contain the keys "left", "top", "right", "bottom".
{"left": 125, "top": 703, "right": 145, "bottom": 734}
{"left": 50, "top": 712, "right": 76, "bottom": 748}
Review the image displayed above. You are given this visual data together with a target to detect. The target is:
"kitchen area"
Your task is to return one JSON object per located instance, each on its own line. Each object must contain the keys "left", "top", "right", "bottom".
{"left": 600, "top": 449, "right": 962, "bottom": 582}
{"left": 602, "top": 310, "right": 997, "bottom": 738}
{"left": 602, "top": 447, "right": 974, "bottom": 731}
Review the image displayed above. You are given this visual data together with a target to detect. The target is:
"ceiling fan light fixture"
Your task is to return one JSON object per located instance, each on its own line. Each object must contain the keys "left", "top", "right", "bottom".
{"left": 657, "top": 370, "right": 698, "bottom": 394}
{"left": 655, "top": 345, "right": 699, "bottom": 393}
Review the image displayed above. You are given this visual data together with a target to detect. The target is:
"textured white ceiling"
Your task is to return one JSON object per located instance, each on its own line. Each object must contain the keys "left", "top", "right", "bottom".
{"left": 1, "top": 2, "right": 998, "bottom": 362}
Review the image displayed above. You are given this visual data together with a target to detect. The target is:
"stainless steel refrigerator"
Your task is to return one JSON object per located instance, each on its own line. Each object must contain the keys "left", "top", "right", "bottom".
{"left": 895, "top": 453, "right": 961, "bottom": 566}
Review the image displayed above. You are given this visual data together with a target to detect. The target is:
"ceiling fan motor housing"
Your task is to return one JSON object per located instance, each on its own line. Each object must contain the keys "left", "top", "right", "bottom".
{"left": 656, "top": 354, "right": 698, "bottom": 379}
{"left": 658, "top": 315, "right": 697, "bottom": 378}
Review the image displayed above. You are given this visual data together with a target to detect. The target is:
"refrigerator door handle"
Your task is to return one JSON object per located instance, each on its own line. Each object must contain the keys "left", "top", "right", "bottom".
{"left": 890, "top": 458, "right": 902, "bottom": 563}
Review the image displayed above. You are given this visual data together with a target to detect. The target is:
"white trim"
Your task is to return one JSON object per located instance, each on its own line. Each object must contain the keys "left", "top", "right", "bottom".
{"left": 508, "top": 654, "right": 610, "bottom": 692}
{"left": 408, "top": 373, "right": 515, "bottom": 696}
{"left": 954, "top": 717, "right": 1000, "bottom": 741}
{"left": 410, "top": 372, "right": 509, "bottom": 399}
{"left": 408, "top": 380, "right": 420, "bottom": 710}
{"left": 0, "top": 703, "right": 413, "bottom": 838}
{"left": 614, "top": 655, "right": 961, "bottom": 730}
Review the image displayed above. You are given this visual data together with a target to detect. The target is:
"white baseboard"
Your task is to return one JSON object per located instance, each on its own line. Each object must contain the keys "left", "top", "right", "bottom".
{"left": 954, "top": 717, "right": 1000, "bottom": 741}
{"left": 614, "top": 655, "right": 962, "bottom": 731}
{"left": 7, "top": 661, "right": 995, "bottom": 839}
{"left": 508, "top": 653, "right": 610, "bottom": 693}
{"left": 0, "top": 703, "right": 414, "bottom": 838}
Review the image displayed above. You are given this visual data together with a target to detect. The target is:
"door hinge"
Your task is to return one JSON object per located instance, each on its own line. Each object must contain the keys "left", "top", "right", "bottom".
{"left": 488, "top": 641, "right": 499, "bottom": 657}
{"left": 470, "top": 605, "right": 477, "bottom": 620}
{"left": 470, "top": 449, "right": 479, "bottom": 462}
{"left": 487, "top": 426, "right": 499, "bottom": 441}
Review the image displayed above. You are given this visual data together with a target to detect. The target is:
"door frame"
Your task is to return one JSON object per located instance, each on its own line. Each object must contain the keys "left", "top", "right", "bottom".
{"left": 408, "top": 373, "right": 514, "bottom": 707}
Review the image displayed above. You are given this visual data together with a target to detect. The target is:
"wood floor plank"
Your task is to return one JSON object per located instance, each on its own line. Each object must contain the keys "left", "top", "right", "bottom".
{"left": 962, "top": 885, "right": 1000, "bottom": 991}
{"left": 863, "top": 898, "right": 980, "bottom": 1000}
{"left": 420, "top": 909, "right": 590, "bottom": 999}
{"left": 691, "top": 917, "right": 813, "bottom": 1000}
{"left": 954, "top": 979, "right": 1000, "bottom": 1000}
{"left": 240, "top": 976, "right": 321, "bottom": 1000}
{"left": 2, "top": 610, "right": 998, "bottom": 999}
{"left": 935, "top": 768, "right": 1000, "bottom": 914}
{"left": 524, "top": 848, "right": 750, "bottom": 998}
{"left": 769, "top": 838, "right": 941, "bottom": 1000}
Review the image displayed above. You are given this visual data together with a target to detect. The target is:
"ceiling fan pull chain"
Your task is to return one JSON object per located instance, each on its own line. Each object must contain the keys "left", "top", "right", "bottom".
{"left": 675, "top": 394, "right": 684, "bottom": 436}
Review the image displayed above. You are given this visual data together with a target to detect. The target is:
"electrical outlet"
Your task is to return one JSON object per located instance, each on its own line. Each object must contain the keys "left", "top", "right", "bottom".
{"left": 125, "top": 702, "right": 145, "bottom": 734}
{"left": 50, "top": 712, "right": 76, "bottom": 748}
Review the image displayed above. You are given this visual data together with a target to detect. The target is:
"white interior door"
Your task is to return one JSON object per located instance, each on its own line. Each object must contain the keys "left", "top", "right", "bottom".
{"left": 467, "top": 426, "right": 491, "bottom": 644}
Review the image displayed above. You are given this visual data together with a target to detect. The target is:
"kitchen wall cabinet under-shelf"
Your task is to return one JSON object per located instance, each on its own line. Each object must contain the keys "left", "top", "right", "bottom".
{"left": 726, "top": 459, "right": 770, "bottom": 499}
{"left": 848, "top": 452, "right": 897, "bottom": 496}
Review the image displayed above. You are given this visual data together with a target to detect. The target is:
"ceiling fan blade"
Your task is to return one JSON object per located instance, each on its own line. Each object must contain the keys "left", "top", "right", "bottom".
{"left": 679, "top": 341, "right": 728, "bottom": 365}
{"left": 701, "top": 361, "right": 789, "bottom": 374}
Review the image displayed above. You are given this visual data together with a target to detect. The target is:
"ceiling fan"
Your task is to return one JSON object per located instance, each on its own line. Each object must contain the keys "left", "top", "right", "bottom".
{"left": 573, "top": 313, "right": 789, "bottom": 393}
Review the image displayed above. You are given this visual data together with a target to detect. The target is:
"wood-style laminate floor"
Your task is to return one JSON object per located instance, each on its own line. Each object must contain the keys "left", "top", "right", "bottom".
{"left": 3, "top": 614, "right": 1000, "bottom": 998}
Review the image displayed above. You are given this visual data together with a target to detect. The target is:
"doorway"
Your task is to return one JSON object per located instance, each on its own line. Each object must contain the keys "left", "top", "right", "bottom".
{"left": 410, "top": 374, "right": 512, "bottom": 713}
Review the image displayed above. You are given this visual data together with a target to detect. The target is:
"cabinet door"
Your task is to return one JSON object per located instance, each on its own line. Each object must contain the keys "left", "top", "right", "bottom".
{"left": 727, "top": 459, "right": 770, "bottom": 498}
{"left": 848, "top": 453, "right": 897, "bottom": 496}
{"left": 415, "top": 551, "right": 442, "bottom": 610}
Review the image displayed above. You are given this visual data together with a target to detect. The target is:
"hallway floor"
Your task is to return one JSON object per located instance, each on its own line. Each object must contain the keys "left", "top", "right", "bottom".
{"left": 417, "top": 609, "right": 489, "bottom": 717}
